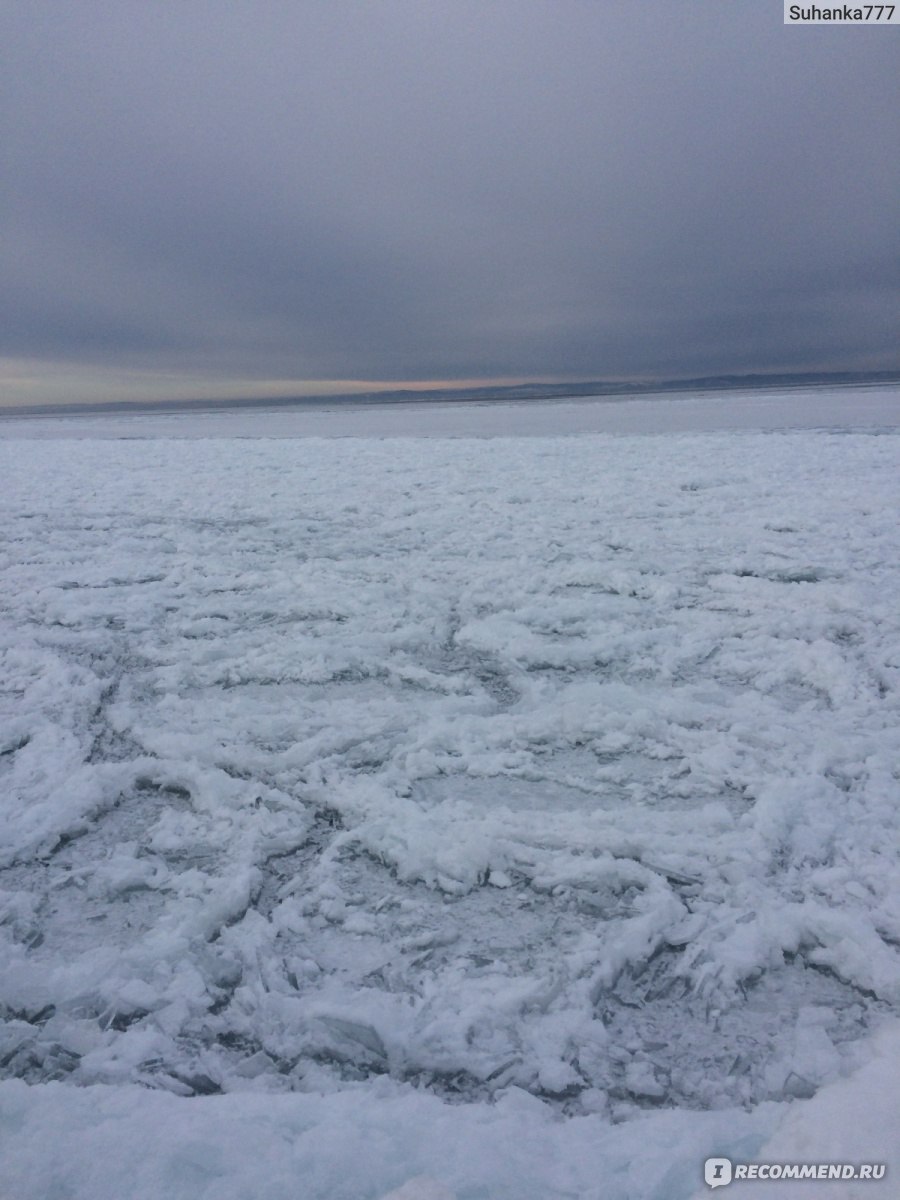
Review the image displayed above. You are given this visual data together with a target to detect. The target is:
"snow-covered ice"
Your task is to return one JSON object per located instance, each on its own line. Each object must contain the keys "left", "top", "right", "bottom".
{"left": 1, "top": 1022, "right": 897, "bottom": 1199}
{"left": 1, "top": 387, "right": 898, "bottom": 1198}
{"left": 3, "top": 382, "right": 899, "bottom": 440}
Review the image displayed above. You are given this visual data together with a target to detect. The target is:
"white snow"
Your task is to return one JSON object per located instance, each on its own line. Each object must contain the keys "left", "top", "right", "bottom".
{"left": 0, "top": 1072, "right": 776, "bottom": 1200}
{"left": 1, "top": 381, "right": 898, "bottom": 439}
{"left": 1, "top": 386, "right": 898, "bottom": 1198}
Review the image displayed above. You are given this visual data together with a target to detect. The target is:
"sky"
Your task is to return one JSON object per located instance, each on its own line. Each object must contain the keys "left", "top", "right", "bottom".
{"left": 2, "top": 1, "right": 898, "bottom": 408}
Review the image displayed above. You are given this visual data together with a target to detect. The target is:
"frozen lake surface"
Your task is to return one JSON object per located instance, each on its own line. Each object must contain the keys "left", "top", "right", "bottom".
{"left": 3, "top": 381, "right": 899, "bottom": 439}
{"left": 1, "top": 386, "right": 899, "bottom": 1198}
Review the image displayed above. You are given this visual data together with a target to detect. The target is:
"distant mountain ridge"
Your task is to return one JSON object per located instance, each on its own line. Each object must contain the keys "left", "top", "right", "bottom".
{"left": 4, "top": 369, "right": 899, "bottom": 418}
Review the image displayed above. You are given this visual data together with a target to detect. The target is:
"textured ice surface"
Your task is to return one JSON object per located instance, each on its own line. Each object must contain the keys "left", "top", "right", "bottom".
{"left": 1, "top": 397, "right": 899, "bottom": 1195}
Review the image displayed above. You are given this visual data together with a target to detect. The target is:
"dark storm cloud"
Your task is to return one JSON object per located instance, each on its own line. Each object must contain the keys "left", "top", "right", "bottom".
{"left": 2, "top": 1, "right": 898, "bottom": 399}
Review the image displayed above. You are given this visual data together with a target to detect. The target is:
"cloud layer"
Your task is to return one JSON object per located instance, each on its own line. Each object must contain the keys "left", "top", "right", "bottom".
{"left": 3, "top": 2, "right": 898, "bottom": 402}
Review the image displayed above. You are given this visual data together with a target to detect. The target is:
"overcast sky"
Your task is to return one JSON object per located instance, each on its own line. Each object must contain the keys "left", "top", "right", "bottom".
{"left": 2, "top": 2, "right": 898, "bottom": 406}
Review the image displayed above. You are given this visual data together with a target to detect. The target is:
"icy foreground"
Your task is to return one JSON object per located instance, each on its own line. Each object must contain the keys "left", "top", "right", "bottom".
{"left": 1, "top": 409, "right": 899, "bottom": 1197}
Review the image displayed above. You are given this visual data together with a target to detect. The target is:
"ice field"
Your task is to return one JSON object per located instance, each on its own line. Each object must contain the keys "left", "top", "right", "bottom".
{"left": 1, "top": 386, "right": 899, "bottom": 1199}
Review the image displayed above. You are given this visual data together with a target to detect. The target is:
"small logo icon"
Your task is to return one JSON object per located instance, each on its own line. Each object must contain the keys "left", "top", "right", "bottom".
{"left": 705, "top": 1157, "right": 733, "bottom": 1189}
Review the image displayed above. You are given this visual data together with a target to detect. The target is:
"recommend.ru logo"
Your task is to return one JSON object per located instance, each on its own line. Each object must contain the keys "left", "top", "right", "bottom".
{"left": 704, "top": 1156, "right": 886, "bottom": 1187}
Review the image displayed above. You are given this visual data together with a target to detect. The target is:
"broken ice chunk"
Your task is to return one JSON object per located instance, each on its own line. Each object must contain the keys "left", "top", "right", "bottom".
{"left": 317, "top": 1015, "right": 387, "bottom": 1060}
{"left": 624, "top": 1058, "right": 666, "bottom": 1100}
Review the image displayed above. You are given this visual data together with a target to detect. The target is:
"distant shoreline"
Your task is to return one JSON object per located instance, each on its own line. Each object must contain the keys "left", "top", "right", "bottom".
{"left": 2, "top": 370, "right": 898, "bottom": 420}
